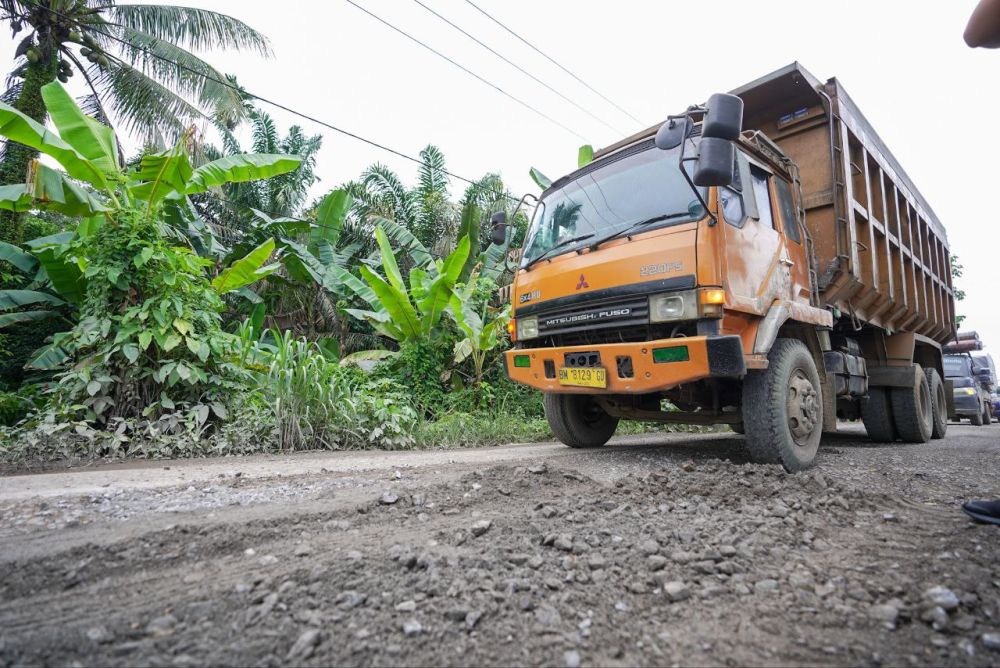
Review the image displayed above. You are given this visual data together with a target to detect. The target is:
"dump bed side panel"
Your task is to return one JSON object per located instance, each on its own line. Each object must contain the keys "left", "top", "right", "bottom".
{"left": 731, "top": 64, "right": 955, "bottom": 343}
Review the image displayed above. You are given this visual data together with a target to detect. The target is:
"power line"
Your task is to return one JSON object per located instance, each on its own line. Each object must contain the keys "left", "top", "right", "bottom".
{"left": 342, "top": 0, "right": 589, "bottom": 142}
{"left": 19, "top": 0, "right": 511, "bottom": 193}
{"left": 410, "top": 0, "right": 624, "bottom": 135}
{"left": 463, "top": 0, "right": 643, "bottom": 126}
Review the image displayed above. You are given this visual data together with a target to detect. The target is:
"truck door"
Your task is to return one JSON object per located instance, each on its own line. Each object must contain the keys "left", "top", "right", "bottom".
{"left": 720, "top": 161, "right": 795, "bottom": 313}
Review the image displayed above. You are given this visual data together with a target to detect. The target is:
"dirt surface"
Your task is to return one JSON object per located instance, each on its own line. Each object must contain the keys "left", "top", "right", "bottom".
{"left": 2, "top": 422, "right": 1000, "bottom": 667}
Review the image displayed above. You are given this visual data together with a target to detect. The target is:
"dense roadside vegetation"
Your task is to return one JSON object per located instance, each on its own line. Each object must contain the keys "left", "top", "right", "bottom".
{"left": 0, "top": 73, "right": 549, "bottom": 462}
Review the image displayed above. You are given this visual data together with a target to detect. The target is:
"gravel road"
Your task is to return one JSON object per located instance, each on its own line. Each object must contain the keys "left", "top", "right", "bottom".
{"left": 2, "top": 422, "right": 999, "bottom": 667}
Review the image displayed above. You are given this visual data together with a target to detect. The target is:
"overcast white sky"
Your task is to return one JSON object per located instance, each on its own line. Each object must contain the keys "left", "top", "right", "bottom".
{"left": 3, "top": 0, "right": 998, "bottom": 350}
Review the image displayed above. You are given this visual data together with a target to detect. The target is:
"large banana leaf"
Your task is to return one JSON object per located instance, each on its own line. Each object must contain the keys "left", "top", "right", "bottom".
{"left": 40, "top": 81, "right": 119, "bottom": 177}
{"left": 30, "top": 241, "right": 86, "bottom": 304}
{"left": 339, "top": 348, "right": 397, "bottom": 368}
{"left": 0, "top": 309, "right": 60, "bottom": 328}
{"left": 30, "top": 162, "right": 109, "bottom": 216}
{"left": 0, "top": 98, "right": 107, "bottom": 189}
{"left": 212, "top": 238, "right": 279, "bottom": 294}
{"left": 0, "top": 289, "right": 66, "bottom": 309}
{"left": 529, "top": 167, "right": 552, "bottom": 190}
{"left": 457, "top": 203, "right": 481, "bottom": 282}
{"left": 0, "top": 241, "right": 37, "bottom": 274}
{"left": 343, "top": 308, "right": 403, "bottom": 341}
{"left": 374, "top": 226, "right": 407, "bottom": 294}
{"left": 25, "top": 332, "right": 72, "bottom": 370}
{"left": 0, "top": 184, "right": 31, "bottom": 212}
{"left": 359, "top": 265, "right": 421, "bottom": 341}
{"left": 418, "top": 235, "right": 470, "bottom": 335}
{"left": 128, "top": 146, "right": 193, "bottom": 204}
{"left": 324, "top": 264, "right": 379, "bottom": 308}
{"left": 479, "top": 233, "right": 512, "bottom": 283}
{"left": 374, "top": 216, "right": 433, "bottom": 270}
{"left": 309, "top": 189, "right": 351, "bottom": 251}
{"left": 185, "top": 154, "right": 302, "bottom": 194}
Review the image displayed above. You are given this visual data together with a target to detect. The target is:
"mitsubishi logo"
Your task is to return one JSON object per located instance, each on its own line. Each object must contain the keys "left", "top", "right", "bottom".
{"left": 576, "top": 274, "right": 589, "bottom": 290}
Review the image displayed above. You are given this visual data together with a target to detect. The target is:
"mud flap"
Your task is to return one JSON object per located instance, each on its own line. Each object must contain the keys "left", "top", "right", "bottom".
{"left": 821, "top": 374, "right": 838, "bottom": 433}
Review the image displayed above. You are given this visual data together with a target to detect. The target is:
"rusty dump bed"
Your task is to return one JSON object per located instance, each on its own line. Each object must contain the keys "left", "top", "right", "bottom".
{"left": 732, "top": 63, "right": 955, "bottom": 343}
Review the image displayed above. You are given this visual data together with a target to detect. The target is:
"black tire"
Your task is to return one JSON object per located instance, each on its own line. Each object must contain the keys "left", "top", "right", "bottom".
{"left": 890, "top": 364, "right": 932, "bottom": 443}
{"left": 984, "top": 404, "right": 992, "bottom": 426}
{"left": 731, "top": 422, "right": 745, "bottom": 434}
{"left": 543, "top": 393, "right": 619, "bottom": 448}
{"left": 971, "top": 409, "right": 984, "bottom": 426}
{"left": 924, "top": 368, "right": 948, "bottom": 440}
{"left": 862, "top": 387, "right": 897, "bottom": 442}
{"left": 742, "top": 338, "right": 823, "bottom": 472}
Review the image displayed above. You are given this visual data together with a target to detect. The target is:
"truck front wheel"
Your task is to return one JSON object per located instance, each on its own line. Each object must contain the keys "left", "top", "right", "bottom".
{"left": 742, "top": 338, "right": 823, "bottom": 472}
{"left": 971, "top": 408, "right": 984, "bottom": 426}
{"left": 543, "top": 393, "right": 619, "bottom": 448}
{"left": 890, "top": 365, "right": 933, "bottom": 443}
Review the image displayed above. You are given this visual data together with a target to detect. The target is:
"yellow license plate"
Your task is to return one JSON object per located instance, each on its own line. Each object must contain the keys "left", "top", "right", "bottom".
{"left": 557, "top": 367, "right": 607, "bottom": 388}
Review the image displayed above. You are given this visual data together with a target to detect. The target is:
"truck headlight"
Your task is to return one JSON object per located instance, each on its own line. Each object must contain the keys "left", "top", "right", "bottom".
{"left": 957, "top": 387, "right": 977, "bottom": 396}
{"left": 649, "top": 290, "right": 698, "bottom": 323}
{"left": 516, "top": 316, "right": 539, "bottom": 340}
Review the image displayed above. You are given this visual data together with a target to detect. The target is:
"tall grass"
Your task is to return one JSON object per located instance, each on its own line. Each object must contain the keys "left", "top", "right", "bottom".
{"left": 261, "top": 329, "right": 416, "bottom": 450}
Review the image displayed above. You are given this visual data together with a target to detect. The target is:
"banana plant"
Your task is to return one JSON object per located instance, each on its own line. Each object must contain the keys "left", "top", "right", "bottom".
{"left": 0, "top": 80, "right": 302, "bottom": 380}
{"left": 342, "top": 225, "right": 470, "bottom": 343}
{"left": 449, "top": 274, "right": 512, "bottom": 386}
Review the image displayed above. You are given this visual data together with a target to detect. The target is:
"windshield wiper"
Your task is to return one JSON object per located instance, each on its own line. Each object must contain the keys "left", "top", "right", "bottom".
{"left": 589, "top": 212, "right": 693, "bottom": 249}
{"left": 523, "top": 233, "right": 595, "bottom": 271}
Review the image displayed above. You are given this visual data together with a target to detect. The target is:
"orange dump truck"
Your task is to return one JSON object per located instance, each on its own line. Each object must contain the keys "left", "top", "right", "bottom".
{"left": 494, "top": 63, "right": 956, "bottom": 471}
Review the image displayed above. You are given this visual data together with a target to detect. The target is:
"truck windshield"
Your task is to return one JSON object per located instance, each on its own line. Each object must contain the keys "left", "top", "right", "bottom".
{"left": 521, "top": 143, "right": 706, "bottom": 268}
{"left": 944, "top": 355, "right": 970, "bottom": 378}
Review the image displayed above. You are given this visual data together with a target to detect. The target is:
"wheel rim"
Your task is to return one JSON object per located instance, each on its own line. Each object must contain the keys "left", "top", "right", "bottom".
{"left": 581, "top": 398, "right": 607, "bottom": 427}
{"left": 786, "top": 368, "right": 819, "bottom": 446}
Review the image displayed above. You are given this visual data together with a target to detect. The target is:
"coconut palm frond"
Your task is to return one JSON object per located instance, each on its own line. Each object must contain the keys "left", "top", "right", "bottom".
{"left": 109, "top": 26, "right": 246, "bottom": 125}
{"left": 361, "top": 163, "right": 417, "bottom": 227}
{"left": 416, "top": 144, "right": 449, "bottom": 202}
{"left": 88, "top": 61, "right": 199, "bottom": 142}
{"left": 108, "top": 4, "right": 272, "bottom": 56}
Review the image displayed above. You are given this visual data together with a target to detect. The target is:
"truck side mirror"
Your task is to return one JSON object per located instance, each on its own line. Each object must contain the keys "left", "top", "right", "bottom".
{"left": 490, "top": 211, "right": 507, "bottom": 245}
{"left": 976, "top": 368, "right": 993, "bottom": 384}
{"left": 693, "top": 137, "right": 735, "bottom": 187}
{"left": 702, "top": 93, "right": 743, "bottom": 140}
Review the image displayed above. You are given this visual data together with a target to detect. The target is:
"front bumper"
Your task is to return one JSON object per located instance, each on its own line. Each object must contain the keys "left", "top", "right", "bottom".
{"left": 504, "top": 335, "right": 746, "bottom": 394}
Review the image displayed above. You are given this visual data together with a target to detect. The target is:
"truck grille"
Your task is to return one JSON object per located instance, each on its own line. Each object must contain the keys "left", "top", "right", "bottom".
{"left": 536, "top": 296, "right": 649, "bottom": 338}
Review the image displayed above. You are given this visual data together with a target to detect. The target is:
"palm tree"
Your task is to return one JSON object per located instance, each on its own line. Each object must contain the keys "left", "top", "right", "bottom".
{"left": 0, "top": 0, "right": 271, "bottom": 243}
{"left": 212, "top": 107, "right": 323, "bottom": 222}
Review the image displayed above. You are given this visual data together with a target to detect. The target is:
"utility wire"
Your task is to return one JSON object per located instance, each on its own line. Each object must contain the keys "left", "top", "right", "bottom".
{"left": 20, "top": 0, "right": 512, "bottom": 193}
{"left": 463, "top": 0, "right": 643, "bottom": 126}
{"left": 343, "top": 0, "right": 589, "bottom": 142}
{"left": 410, "top": 0, "right": 623, "bottom": 135}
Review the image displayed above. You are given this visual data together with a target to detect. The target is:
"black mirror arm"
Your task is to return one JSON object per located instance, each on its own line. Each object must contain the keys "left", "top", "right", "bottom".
{"left": 678, "top": 151, "right": 717, "bottom": 227}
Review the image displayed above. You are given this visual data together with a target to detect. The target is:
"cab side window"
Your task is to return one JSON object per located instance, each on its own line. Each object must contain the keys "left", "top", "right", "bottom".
{"left": 721, "top": 152, "right": 751, "bottom": 228}
{"left": 773, "top": 178, "right": 802, "bottom": 244}
{"left": 750, "top": 165, "right": 776, "bottom": 230}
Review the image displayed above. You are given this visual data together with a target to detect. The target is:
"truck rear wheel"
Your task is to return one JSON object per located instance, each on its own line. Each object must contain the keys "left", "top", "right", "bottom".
{"left": 742, "top": 338, "right": 822, "bottom": 472}
{"left": 890, "top": 364, "right": 932, "bottom": 443}
{"left": 862, "top": 387, "right": 897, "bottom": 442}
{"left": 543, "top": 393, "right": 619, "bottom": 448}
{"left": 924, "top": 368, "right": 948, "bottom": 440}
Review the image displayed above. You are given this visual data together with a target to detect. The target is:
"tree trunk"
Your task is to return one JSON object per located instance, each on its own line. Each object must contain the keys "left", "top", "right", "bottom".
{"left": 0, "top": 57, "right": 55, "bottom": 245}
